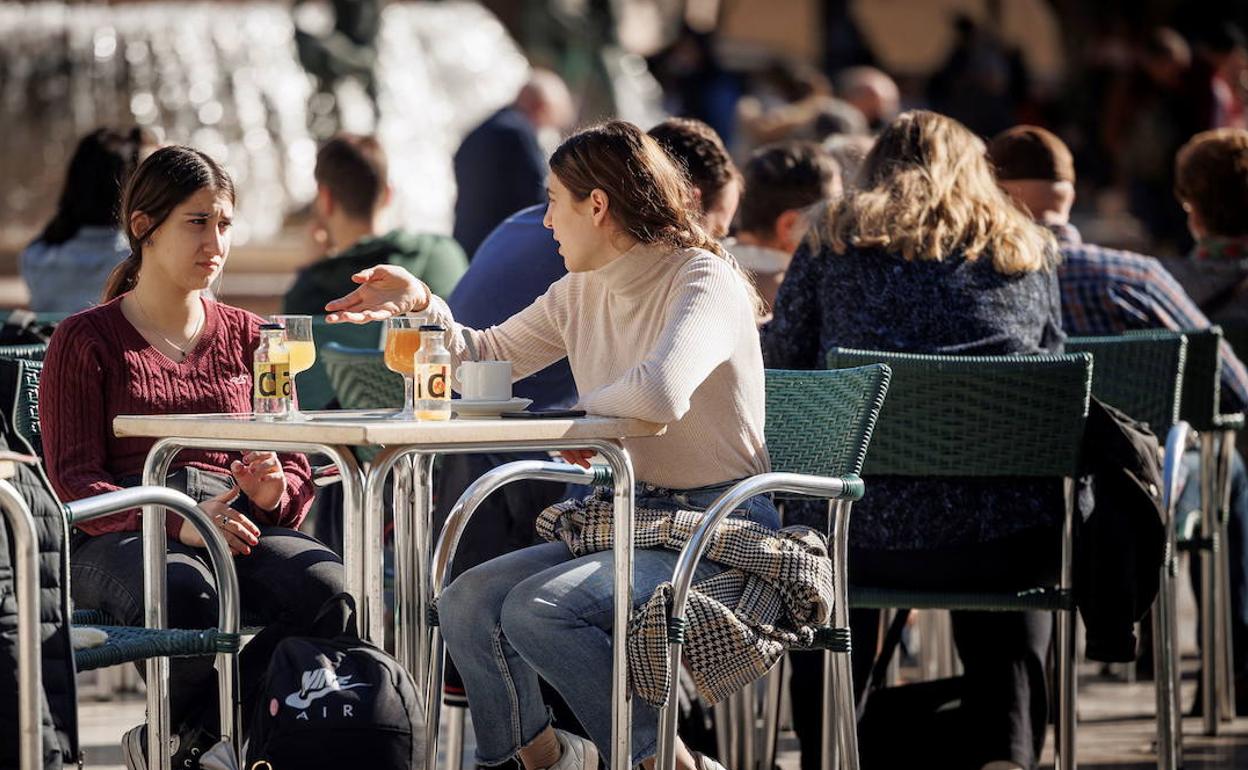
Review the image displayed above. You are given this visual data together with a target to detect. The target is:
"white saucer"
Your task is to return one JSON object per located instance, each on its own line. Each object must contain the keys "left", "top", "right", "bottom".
{"left": 451, "top": 397, "right": 533, "bottom": 416}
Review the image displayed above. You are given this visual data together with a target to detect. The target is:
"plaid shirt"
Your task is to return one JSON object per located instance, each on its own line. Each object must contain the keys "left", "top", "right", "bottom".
{"left": 1054, "top": 222, "right": 1248, "bottom": 413}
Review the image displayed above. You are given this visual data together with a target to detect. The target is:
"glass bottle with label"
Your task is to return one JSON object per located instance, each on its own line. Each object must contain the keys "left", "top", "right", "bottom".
{"left": 253, "top": 323, "right": 291, "bottom": 421}
{"left": 415, "top": 324, "right": 452, "bottom": 420}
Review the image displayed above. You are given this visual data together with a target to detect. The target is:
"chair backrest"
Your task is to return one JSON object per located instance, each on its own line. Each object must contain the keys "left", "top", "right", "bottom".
{"left": 320, "top": 342, "right": 404, "bottom": 410}
{"left": 764, "top": 366, "right": 891, "bottom": 480}
{"left": 1066, "top": 332, "right": 1186, "bottom": 434}
{"left": 0, "top": 344, "right": 47, "bottom": 362}
{"left": 0, "top": 351, "right": 46, "bottom": 457}
{"left": 1171, "top": 327, "right": 1231, "bottom": 430}
{"left": 826, "top": 349, "right": 1092, "bottom": 477}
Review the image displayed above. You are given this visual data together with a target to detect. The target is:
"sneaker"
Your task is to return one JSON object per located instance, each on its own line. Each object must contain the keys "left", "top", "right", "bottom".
{"left": 121, "top": 725, "right": 180, "bottom": 770}
{"left": 121, "top": 723, "right": 216, "bottom": 770}
{"left": 544, "top": 729, "right": 599, "bottom": 770}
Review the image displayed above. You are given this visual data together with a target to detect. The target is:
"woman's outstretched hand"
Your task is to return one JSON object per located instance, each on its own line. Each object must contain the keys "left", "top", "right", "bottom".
{"left": 324, "top": 265, "right": 431, "bottom": 323}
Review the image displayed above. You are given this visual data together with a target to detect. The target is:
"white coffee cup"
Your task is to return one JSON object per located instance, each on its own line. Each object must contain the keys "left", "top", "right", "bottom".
{"left": 455, "top": 361, "right": 512, "bottom": 401}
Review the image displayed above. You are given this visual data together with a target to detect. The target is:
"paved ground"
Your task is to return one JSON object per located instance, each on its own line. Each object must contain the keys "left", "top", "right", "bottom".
{"left": 76, "top": 581, "right": 1248, "bottom": 769}
{"left": 75, "top": 660, "right": 1248, "bottom": 770}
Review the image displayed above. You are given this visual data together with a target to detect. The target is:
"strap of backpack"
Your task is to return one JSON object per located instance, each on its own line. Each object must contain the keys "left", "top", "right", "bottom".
{"left": 854, "top": 608, "right": 911, "bottom": 721}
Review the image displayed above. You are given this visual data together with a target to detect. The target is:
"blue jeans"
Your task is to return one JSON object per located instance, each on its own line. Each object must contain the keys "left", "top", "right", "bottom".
{"left": 1178, "top": 447, "right": 1248, "bottom": 677}
{"left": 437, "top": 481, "right": 779, "bottom": 766}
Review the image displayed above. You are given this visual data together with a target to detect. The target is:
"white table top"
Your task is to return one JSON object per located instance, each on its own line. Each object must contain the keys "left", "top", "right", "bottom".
{"left": 113, "top": 410, "right": 666, "bottom": 447}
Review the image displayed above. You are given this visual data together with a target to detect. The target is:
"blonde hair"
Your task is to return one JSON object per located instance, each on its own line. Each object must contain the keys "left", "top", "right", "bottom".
{"left": 818, "top": 110, "right": 1054, "bottom": 275}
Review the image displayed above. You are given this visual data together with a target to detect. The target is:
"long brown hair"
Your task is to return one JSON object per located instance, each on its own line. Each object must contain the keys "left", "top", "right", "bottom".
{"left": 818, "top": 110, "right": 1054, "bottom": 275}
{"left": 101, "top": 146, "right": 236, "bottom": 301}
{"left": 549, "top": 120, "right": 762, "bottom": 311}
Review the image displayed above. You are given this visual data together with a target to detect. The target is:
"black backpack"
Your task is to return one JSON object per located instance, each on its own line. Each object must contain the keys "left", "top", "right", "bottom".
{"left": 246, "top": 594, "right": 424, "bottom": 769}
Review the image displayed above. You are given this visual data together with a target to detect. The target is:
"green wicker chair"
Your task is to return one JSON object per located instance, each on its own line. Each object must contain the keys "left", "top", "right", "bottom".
{"left": 293, "top": 319, "right": 385, "bottom": 411}
{"left": 321, "top": 341, "right": 404, "bottom": 410}
{"left": 660, "top": 366, "right": 892, "bottom": 770}
{"left": 1067, "top": 332, "right": 1189, "bottom": 769}
{"left": 826, "top": 349, "right": 1091, "bottom": 770}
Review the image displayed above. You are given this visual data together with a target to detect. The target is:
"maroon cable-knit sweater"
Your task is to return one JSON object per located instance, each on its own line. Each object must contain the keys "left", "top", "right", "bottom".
{"left": 40, "top": 295, "right": 314, "bottom": 537}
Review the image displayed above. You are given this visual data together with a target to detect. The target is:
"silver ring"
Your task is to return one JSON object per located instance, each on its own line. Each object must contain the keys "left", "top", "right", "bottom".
{"left": 219, "top": 513, "right": 228, "bottom": 525}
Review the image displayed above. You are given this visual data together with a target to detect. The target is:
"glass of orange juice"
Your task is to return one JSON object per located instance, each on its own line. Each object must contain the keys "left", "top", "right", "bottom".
{"left": 270, "top": 315, "right": 315, "bottom": 420}
{"left": 384, "top": 316, "right": 423, "bottom": 419}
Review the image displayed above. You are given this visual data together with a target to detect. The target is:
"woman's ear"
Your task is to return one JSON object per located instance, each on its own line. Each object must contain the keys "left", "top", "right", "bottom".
{"left": 589, "top": 188, "right": 611, "bottom": 226}
{"left": 129, "top": 210, "right": 154, "bottom": 243}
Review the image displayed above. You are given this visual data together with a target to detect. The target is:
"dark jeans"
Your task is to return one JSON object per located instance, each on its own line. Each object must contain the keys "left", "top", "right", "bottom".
{"left": 789, "top": 526, "right": 1058, "bottom": 770}
{"left": 69, "top": 467, "right": 344, "bottom": 738}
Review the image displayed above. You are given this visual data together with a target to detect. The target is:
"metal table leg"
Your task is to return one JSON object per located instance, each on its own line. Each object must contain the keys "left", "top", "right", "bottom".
{"left": 139, "top": 438, "right": 363, "bottom": 770}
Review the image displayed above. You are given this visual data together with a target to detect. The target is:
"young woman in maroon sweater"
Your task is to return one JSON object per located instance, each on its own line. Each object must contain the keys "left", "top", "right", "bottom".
{"left": 40, "top": 146, "right": 344, "bottom": 769}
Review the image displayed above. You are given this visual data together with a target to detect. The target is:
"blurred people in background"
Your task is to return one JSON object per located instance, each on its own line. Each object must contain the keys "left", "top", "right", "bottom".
{"left": 1104, "top": 27, "right": 1197, "bottom": 253}
{"left": 452, "top": 69, "right": 575, "bottom": 257}
{"left": 284, "top": 133, "right": 467, "bottom": 315}
{"left": 1168, "top": 127, "right": 1248, "bottom": 327}
{"left": 810, "top": 98, "right": 869, "bottom": 141}
{"left": 1188, "top": 22, "right": 1248, "bottom": 131}
{"left": 725, "top": 141, "right": 841, "bottom": 313}
{"left": 735, "top": 60, "right": 837, "bottom": 147}
{"left": 647, "top": 117, "right": 742, "bottom": 238}
{"left": 927, "top": 14, "right": 1028, "bottom": 138}
{"left": 649, "top": 25, "right": 743, "bottom": 147}
{"left": 987, "top": 124, "right": 1248, "bottom": 410}
{"left": 823, "top": 133, "right": 875, "bottom": 189}
{"left": 21, "top": 127, "right": 156, "bottom": 314}
{"left": 765, "top": 110, "right": 1062, "bottom": 770}
{"left": 835, "top": 65, "right": 900, "bottom": 131}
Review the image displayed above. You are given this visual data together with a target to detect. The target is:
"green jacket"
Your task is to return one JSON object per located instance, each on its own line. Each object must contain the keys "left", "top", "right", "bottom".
{"left": 283, "top": 229, "right": 468, "bottom": 314}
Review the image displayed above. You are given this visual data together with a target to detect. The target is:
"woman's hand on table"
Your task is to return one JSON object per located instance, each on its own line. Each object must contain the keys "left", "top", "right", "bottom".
{"left": 230, "top": 451, "right": 285, "bottom": 512}
{"left": 559, "top": 449, "right": 595, "bottom": 468}
{"left": 180, "top": 486, "right": 261, "bottom": 556}
{"left": 324, "top": 265, "right": 431, "bottom": 323}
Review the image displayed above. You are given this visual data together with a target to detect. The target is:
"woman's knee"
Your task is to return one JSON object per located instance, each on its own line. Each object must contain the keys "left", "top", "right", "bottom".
{"left": 438, "top": 561, "right": 511, "bottom": 640}
{"left": 166, "top": 561, "right": 220, "bottom": 629}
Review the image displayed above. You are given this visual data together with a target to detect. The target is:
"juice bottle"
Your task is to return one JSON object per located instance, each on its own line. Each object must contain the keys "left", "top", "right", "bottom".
{"left": 253, "top": 324, "right": 291, "bottom": 420}
{"left": 415, "top": 325, "right": 452, "bottom": 420}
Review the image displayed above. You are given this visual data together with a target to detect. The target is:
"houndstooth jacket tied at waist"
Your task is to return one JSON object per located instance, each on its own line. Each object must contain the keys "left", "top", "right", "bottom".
{"left": 535, "top": 492, "right": 836, "bottom": 709}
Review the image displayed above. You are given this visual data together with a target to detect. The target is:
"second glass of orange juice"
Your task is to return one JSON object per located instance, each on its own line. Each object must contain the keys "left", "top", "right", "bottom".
{"left": 384, "top": 316, "right": 423, "bottom": 419}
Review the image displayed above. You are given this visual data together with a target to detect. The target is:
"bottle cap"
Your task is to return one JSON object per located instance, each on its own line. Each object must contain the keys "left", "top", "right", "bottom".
{"left": 259, "top": 323, "right": 284, "bottom": 331}
{"left": 419, "top": 324, "right": 445, "bottom": 332}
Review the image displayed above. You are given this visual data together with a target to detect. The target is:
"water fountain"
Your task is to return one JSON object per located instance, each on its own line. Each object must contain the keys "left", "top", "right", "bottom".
{"left": 0, "top": 1, "right": 529, "bottom": 257}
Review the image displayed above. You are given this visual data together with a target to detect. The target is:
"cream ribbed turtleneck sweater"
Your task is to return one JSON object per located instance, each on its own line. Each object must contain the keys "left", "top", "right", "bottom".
{"left": 424, "top": 241, "right": 770, "bottom": 488}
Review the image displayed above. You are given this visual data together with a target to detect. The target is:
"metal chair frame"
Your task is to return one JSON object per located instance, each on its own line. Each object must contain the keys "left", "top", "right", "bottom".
{"left": 7, "top": 484, "right": 241, "bottom": 770}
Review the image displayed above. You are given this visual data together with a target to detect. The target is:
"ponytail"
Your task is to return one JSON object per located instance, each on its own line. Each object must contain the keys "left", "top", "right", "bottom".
{"left": 101, "top": 252, "right": 142, "bottom": 302}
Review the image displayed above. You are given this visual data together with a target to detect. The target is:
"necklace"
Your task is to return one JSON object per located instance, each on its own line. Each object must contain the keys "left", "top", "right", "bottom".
{"left": 132, "top": 292, "right": 204, "bottom": 361}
